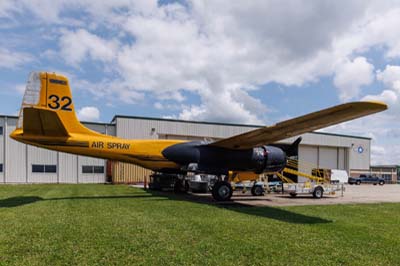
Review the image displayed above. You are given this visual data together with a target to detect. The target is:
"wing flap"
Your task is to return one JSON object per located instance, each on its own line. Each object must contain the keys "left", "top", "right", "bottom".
{"left": 209, "top": 101, "right": 387, "bottom": 149}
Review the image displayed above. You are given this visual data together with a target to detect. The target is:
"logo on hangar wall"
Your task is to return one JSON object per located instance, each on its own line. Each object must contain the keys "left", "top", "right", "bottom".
{"left": 357, "top": 146, "right": 364, "bottom": 154}
{"left": 353, "top": 145, "right": 367, "bottom": 154}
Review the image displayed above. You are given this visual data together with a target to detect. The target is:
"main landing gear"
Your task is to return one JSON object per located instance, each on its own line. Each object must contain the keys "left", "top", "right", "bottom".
{"left": 211, "top": 180, "right": 233, "bottom": 201}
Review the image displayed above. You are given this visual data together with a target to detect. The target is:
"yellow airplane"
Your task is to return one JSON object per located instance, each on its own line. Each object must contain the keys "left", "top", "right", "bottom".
{"left": 11, "top": 71, "right": 387, "bottom": 201}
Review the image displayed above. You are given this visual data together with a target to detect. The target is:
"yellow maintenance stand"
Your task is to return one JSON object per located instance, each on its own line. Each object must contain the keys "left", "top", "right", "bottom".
{"left": 265, "top": 158, "right": 345, "bottom": 198}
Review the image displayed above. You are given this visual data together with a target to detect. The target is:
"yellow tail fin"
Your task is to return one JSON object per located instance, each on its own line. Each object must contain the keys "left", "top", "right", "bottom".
{"left": 16, "top": 71, "right": 99, "bottom": 136}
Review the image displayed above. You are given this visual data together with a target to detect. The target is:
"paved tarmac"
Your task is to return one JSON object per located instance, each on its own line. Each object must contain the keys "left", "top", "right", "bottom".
{"left": 224, "top": 184, "right": 400, "bottom": 206}
{"left": 138, "top": 183, "right": 400, "bottom": 206}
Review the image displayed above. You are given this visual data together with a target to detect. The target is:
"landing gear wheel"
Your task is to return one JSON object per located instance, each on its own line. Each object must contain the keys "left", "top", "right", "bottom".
{"left": 212, "top": 181, "right": 233, "bottom": 201}
{"left": 313, "top": 186, "right": 324, "bottom": 199}
{"left": 184, "top": 180, "right": 190, "bottom": 192}
{"left": 251, "top": 185, "right": 264, "bottom": 196}
{"left": 174, "top": 179, "right": 185, "bottom": 193}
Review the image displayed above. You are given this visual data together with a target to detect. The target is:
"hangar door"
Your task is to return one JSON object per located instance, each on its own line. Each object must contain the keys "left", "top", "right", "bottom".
{"left": 298, "top": 146, "right": 318, "bottom": 179}
{"left": 319, "top": 147, "right": 338, "bottom": 169}
{"left": 299, "top": 145, "right": 347, "bottom": 175}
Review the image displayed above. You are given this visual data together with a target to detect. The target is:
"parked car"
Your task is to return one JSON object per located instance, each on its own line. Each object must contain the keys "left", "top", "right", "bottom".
{"left": 348, "top": 174, "right": 385, "bottom": 185}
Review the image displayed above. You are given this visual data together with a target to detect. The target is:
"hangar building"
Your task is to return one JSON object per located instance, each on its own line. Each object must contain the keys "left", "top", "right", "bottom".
{"left": 0, "top": 115, "right": 371, "bottom": 184}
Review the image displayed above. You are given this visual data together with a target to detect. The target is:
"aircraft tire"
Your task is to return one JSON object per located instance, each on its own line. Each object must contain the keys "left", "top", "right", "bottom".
{"left": 313, "top": 186, "right": 324, "bottom": 199}
{"left": 184, "top": 180, "right": 190, "bottom": 192}
{"left": 251, "top": 185, "right": 264, "bottom": 196}
{"left": 174, "top": 179, "right": 185, "bottom": 193}
{"left": 212, "top": 181, "right": 233, "bottom": 201}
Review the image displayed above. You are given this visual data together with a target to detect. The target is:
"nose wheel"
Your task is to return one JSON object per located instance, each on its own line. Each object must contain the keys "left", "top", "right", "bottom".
{"left": 211, "top": 181, "right": 233, "bottom": 201}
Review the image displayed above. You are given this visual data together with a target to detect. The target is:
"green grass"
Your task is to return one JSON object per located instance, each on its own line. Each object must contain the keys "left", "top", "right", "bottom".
{"left": 0, "top": 185, "right": 399, "bottom": 266}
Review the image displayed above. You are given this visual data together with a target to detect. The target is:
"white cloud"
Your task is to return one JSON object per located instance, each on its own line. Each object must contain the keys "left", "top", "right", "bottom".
{"left": 362, "top": 64, "right": 400, "bottom": 106}
{"left": 4, "top": 1, "right": 400, "bottom": 162}
{"left": 59, "top": 29, "right": 119, "bottom": 66}
{"left": 77, "top": 106, "right": 100, "bottom": 121}
{"left": 15, "top": 84, "right": 26, "bottom": 95}
{"left": 0, "top": 0, "right": 20, "bottom": 18}
{"left": 72, "top": 78, "right": 145, "bottom": 105}
{"left": 0, "top": 48, "right": 33, "bottom": 69}
{"left": 333, "top": 57, "right": 374, "bottom": 101}
{"left": 371, "top": 143, "right": 400, "bottom": 165}
{"left": 362, "top": 90, "right": 398, "bottom": 105}
{"left": 6, "top": 1, "right": 398, "bottom": 124}
{"left": 377, "top": 65, "right": 400, "bottom": 93}
{"left": 154, "top": 102, "right": 163, "bottom": 110}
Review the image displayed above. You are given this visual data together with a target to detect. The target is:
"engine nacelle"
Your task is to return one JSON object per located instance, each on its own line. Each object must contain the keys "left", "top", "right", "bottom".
{"left": 252, "top": 146, "right": 287, "bottom": 174}
{"left": 162, "top": 142, "right": 287, "bottom": 175}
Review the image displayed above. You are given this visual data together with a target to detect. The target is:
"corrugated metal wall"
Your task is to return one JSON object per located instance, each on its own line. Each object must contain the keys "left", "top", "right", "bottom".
{"left": 5, "top": 118, "right": 26, "bottom": 183}
{"left": 58, "top": 153, "right": 78, "bottom": 183}
{"left": 1, "top": 117, "right": 114, "bottom": 184}
{"left": 115, "top": 117, "right": 257, "bottom": 139}
{"left": 27, "top": 146, "right": 58, "bottom": 183}
{"left": 112, "top": 161, "right": 153, "bottom": 184}
{"left": 349, "top": 138, "right": 371, "bottom": 170}
{"left": 0, "top": 118, "right": 4, "bottom": 183}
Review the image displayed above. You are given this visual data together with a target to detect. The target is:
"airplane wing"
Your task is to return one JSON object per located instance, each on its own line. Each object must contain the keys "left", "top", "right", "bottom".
{"left": 208, "top": 101, "right": 387, "bottom": 149}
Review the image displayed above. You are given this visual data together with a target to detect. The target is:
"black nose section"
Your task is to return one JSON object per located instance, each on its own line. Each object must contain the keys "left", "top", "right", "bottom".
{"left": 162, "top": 142, "right": 201, "bottom": 165}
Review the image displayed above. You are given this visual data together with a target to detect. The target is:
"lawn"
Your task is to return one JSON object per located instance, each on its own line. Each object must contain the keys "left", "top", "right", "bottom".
{"left": 0, "top": 184, "right": 399, "bottom": 266}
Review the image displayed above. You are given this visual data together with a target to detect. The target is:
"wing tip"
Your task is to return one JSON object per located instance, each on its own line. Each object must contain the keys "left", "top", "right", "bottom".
{"left": 352, "top": 100, "right": 388, "bottom": 111}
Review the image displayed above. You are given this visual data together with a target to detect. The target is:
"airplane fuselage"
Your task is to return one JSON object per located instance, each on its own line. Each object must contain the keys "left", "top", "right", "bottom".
{"left": 11, "top": 128, "right": 185, "bottom": 172}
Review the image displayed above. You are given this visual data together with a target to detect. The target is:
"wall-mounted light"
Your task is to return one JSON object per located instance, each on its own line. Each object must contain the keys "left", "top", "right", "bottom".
{"left": 150, "top": 128, "right": 156, "bottom": 135}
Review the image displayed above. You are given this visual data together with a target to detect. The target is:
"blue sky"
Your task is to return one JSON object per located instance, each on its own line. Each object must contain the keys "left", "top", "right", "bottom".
{"left": 0, "top": 0, "right": 400, "bottom": 164}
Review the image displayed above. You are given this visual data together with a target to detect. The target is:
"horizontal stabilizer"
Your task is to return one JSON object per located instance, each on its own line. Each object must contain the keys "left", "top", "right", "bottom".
{"left": 209, "top": 101, "right": 387, "bottom": 149}
{"left": 23, "top": 107, "right": 69, "bottom": 137}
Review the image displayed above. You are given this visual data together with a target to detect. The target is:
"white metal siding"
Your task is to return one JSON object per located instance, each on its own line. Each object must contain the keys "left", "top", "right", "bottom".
{"left": 58, "top": 153, "right": 78, "bottom": 183}
{"left": 0, "top": 118, "right": 4, "bottom": 183}
{"left": 85, "top": 123, "right": 107, "bottom": 134}
{"left": 27, "top": 146, "right": 58, "bottom": 183}
{"left": 318, "top": 147, "right": 338, "bottom": 169}
{"left": 78, "top": 156, "right": 106, "bottom": 183}
{"left": 349, "top": 139, "right": 370, "bottom": 170}
{"left": 5, "top": 118, "right": 26, "bottom": 183}
{"left": 106, "top": 125, "right": 116, "bottom": 136}
{"left": 338, "top": 148, "right": 346, "bottom": 170}
{"left": 116, "top": 117, "right": 257, "bottom": 140}
{"left": 298, "top": 145, "right": 318, "bottom": 182}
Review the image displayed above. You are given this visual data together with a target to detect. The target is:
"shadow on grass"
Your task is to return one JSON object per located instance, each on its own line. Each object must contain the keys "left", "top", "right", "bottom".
{"left": 221, "top": 205, "right": 330, "bottom": 224}
{"left": 0, "top": 194, "right": 155, "bottom": 208}
{"left": 146, "top": 190, "right": 331, "bottom": 224}
{"left": 0, "top": 190, "right": 330, "bottom": 224}
{"left": 0, "top": 196, "right": 43, "bottom": 208}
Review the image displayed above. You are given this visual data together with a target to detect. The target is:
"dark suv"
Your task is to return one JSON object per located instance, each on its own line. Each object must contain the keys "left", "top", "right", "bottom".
{"left": 348, "top": 174, "right": 385, "bottom": 185}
